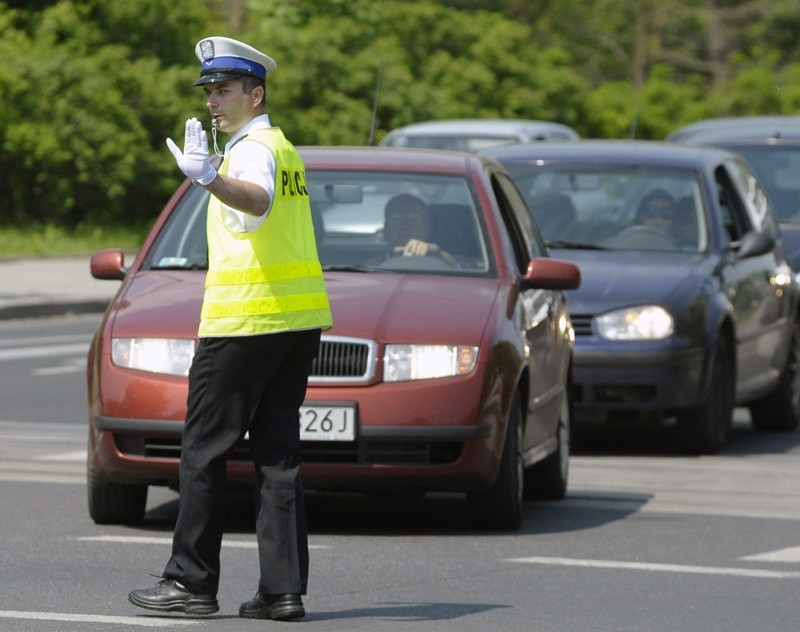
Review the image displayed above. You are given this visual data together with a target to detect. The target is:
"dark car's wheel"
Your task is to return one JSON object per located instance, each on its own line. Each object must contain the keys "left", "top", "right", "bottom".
{"left": 749, "top": 320, "right": 800, "bottom": 432}
{"left": 468, "top": 392, "right": 523, "bottom": 530}
{"left": 87, "top": 448, "right": 147, "bottom": 525}
{"left": 524, "top": 392, "right": 570, "bottom": 500}
{"left": 676, "top": 337, "right": 734, "bottom": 454}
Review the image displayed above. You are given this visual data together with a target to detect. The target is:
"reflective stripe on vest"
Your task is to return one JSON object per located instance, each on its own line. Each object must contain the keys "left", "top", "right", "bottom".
{"left": 198, "top": 127, "right": 332, "bottom": 337}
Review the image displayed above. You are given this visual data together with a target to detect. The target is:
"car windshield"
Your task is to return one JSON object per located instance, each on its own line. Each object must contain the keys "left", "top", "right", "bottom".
{"left": 505, "top": 165, "right": 708, "bottom": 253}
{"left": 142, "top": 171, "right": 491, "bottom": 275}
{"left": 721, "top": 145, "right": 800, "bottom": 223}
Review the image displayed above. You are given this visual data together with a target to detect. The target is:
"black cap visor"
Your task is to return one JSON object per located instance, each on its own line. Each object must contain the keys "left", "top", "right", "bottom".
{"left": 192, "top": 69, "right": 256, "bottom": 87}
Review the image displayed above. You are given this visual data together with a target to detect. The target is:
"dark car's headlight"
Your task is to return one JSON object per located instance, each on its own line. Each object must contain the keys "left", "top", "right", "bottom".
{"left": 111, "top": 338, "right": 196, "bottom": 376}
{"left": 383, "top": 344, "right": 478, "bottom": 382}
{"left": 595, "top": 306, "right": 674, "bottom": 341}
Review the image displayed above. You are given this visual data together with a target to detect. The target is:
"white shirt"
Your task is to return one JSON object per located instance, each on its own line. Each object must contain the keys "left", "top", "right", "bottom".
{"left": 221, "top": 114, "right": 276, "bottom": 233}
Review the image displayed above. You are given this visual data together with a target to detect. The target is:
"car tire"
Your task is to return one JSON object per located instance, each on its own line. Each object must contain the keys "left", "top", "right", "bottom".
{"left": 87, "top": 448, "right": 147, "bottom": 525}
{"left": 467, "top": 391, "right": 524, "bottom": 530}
{"left": 676, "top": 336, "right": 734, "bottom": 454}
{"left": 524, "top": 391, "right": 570, "bottom": 500}
{"left": 749, "top": 320, "right": 800, "bottom": 432}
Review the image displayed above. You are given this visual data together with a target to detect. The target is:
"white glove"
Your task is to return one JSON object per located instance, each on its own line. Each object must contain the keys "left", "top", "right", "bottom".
{"left": 166, "top": 118, "right": 217, "bottom": 186}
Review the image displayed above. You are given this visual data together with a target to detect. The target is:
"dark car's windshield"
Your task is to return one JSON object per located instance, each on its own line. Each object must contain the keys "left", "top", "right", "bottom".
{"left": 721, "top": 145, "right": 800, "bottom": 223}
{"left": 142, "top": 171, "right": 491, "bottom": 275}
{"left": 504, "top": 165, "right": 708, "bottom": 253}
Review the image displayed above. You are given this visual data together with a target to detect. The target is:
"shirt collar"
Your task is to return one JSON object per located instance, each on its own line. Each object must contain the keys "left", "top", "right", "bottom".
{"left": 224, "top": 114, "right": 272, "bottom": 154}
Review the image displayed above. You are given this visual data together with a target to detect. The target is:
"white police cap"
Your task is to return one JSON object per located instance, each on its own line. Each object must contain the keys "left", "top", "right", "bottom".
{"left": 192, "top": 36, "right": 277, "bottom": 86}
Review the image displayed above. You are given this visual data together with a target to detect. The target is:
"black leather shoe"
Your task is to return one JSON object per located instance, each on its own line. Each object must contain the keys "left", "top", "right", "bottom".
{"left": 239, "top": 592, "right": 305, "bottom": 620}
{"left": 128, "top": 578, "right": 219, "bottom": 615}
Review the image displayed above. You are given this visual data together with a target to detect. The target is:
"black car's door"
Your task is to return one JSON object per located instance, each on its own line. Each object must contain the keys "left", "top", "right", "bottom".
{"left": 717, "top": 159, "right": 793, "bottom": 393}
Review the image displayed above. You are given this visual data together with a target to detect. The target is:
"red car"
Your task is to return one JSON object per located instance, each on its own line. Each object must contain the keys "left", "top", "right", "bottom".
{"left": 87, "top": 147, "right": 580, "bottom": 530}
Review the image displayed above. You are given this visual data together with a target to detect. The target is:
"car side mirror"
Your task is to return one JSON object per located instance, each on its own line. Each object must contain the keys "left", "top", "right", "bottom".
{"left": 521, "top": 257, "right": 581, "bottom": 291}
{"left": 90, "top": 248, "right": 126, "bottom": 281}
{"left": 733, "top": 231, "right": 774, "bottom": 260}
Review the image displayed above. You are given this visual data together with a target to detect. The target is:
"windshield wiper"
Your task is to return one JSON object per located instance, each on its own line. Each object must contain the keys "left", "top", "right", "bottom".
{"left": 546, "top": 240, "right": 608, "bottom": 251}
{"left": 147, "top": 263, "right": 207, "bottom": 271}
{"left": 322, "top": 264, "right": 373, "bottom": 272}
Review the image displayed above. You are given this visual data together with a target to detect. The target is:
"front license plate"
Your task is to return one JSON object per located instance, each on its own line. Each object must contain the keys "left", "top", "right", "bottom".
{"left": 299, "top": 404, "right": 357, "bottom": 441}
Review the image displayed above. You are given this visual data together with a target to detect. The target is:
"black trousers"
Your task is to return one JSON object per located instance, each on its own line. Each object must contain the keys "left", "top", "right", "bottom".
{"left": 163, "top": 328, "right": 321, "bottom": 596}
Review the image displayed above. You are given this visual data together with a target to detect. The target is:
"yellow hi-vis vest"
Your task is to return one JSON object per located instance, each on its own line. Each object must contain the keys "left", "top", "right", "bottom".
{"left": 198, "top": 127, "right": 332, "bottom": 337}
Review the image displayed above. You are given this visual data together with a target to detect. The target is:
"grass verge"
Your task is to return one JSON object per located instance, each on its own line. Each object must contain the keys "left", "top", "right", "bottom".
{"left": 0, "top": 223, "right": 148, "bottom": 258}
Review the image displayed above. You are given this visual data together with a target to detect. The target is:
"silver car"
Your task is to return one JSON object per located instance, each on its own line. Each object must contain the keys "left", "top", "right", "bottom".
{"left": 380, "top": 118, "right": 579, "bottom": 152}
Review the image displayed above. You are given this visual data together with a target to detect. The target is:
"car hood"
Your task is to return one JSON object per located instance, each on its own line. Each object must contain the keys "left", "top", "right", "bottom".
{"left": 551, "top": 249, "right": 711, "bottom": 314}
{"left": 109, "top": 271, "right": 205, "bottom": 338}
{"left": 323, "top": 272, "right": 499, "bottom": 344}
{"left": 110, "top": 270, "right": 500, "bottom": 345}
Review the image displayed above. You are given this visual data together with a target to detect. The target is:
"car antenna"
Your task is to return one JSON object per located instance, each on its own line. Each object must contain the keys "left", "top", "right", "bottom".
{"left": 367, "top": 62, "right": 383, "bottom": 146}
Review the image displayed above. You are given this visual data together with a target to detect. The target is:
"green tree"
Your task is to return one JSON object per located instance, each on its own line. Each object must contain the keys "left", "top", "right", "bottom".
{"left": 0, "top": 0, "right": 208, "bottom": 227}
{"left": 240, "top": 0, "right": 592, "bottom": 144}
{"left": 4, "top": 0, "right": 800, "bottom": 232}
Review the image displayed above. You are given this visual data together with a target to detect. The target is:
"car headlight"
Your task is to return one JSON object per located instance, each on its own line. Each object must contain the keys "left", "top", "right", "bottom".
{"left": 595, "top": 306, "right": 674, "bottom": 341}
{"left": 111, "top": 338, "right": 196, "bottom": 376}
{"left": 383, "top": 344, "right": 478, "bottom": 382}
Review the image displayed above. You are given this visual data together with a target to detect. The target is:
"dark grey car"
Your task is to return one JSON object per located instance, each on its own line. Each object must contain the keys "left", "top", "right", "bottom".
{"left": 484, "top": 140, "right": 800, "bottom": 454}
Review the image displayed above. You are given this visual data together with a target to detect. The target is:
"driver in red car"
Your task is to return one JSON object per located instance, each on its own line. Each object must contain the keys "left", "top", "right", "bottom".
{"left": 383, "top": 193, "right": 455, "bottom": 263}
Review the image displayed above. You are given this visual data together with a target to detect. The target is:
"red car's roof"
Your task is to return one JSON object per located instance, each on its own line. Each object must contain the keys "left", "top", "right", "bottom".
{"left": 297, "top": 145, "right": 482, "bottom": 174}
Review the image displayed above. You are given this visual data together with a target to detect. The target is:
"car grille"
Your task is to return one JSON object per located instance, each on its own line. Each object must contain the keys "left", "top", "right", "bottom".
{"left": 114, "top": 434, "right": 461, "bottom": 466}
{"left": 570, "top": 313, "right": 594, "bottom": 336}
{"left": 310, "top": 335, "right": 377, "bottom": 382}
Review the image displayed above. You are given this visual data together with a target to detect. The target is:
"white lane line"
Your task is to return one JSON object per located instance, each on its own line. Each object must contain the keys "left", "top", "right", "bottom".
{"left": 32, "top": 364, "right": 85, "bottom": 376}
{"left": 740, "top": 546, "right": 800, "bottom": 563}
{"left": 0, "top": 334, "right": 93, "bottom": 348}
{"left": 76, "top": 535, "right": 330, "bottom": 549}
{"left": 0, "top": 610, "right": 195, "bottom": 627}
{"left": 35, "top": 450, "right": 87, "bottom": 462}
{"left": 0, "top": 343, "right": 89, "bottom": 361}
{"left": 506, "top": 556, "right": 800, "bottom": 579}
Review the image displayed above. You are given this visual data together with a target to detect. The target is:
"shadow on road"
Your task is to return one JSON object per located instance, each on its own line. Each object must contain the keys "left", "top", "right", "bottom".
{"left": 134, "top": 484, "right": 644, "bottom": 539}
{"left": 129, "top": 407, "right": 800, "bottom": 540}
{"left": 573, "top": 408, "right": 800, "bottom": 457}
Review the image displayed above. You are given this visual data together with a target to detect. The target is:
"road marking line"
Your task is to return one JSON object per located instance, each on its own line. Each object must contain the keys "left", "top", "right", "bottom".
{"left": 0, "top": 343, "right": 88, "bottom": 361}
{"left": 506, "top": 556, "right": 800, "bottom": 579}
{"left": 0, "top": 610, "right": 196, "bottom": 627}
{"left": 32, "top": 364, "right": 85, "bottom": 376}
{"left": 740, "top": 546, "right": 800, "bottom": 563}
{"left": 76, "top": 535, "right": 330, "bottom": 549}
{"left": 35, "top": 450, "right": 87, "bottom": 462}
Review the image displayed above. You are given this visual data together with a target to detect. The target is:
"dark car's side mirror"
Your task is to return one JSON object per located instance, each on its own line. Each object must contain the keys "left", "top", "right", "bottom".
{"left": 521, "top": 257, "right": 581, "bottom": 291}
{"left": 732, "top": 231, "right": 775, "bottom": 260}
{"left": 90, "top": 248, "right": 127, "bottom": 281}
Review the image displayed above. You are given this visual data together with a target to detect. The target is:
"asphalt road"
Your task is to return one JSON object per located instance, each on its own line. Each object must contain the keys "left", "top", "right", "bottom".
{"left": 2, "top": 313, "right": 800, "bottom": 631}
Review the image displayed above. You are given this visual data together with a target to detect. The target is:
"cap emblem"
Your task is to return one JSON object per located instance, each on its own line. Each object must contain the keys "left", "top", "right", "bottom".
{"left": 199, "top": 40, "right": 215, "bottom": 61}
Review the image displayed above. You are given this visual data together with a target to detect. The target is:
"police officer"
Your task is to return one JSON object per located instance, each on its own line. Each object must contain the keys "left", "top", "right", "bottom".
{"left": 128, "top": 36, "right": 332, "bottom": 621}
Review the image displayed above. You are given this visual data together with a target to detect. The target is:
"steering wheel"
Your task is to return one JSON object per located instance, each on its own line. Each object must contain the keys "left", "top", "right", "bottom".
{"left": 376, "top": 254, "right": 457, "bottom": 271}
{"left": 602, "top": 225, "right": 678, "bottom": 251}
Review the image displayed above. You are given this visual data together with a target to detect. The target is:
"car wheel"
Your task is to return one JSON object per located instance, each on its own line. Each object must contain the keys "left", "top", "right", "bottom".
{"left": 749, "top": 320, "right": 800, "bottom": 432}
{"left": 676, "top": 336, "right": 734, "bottom": 454}
{"left": 87, "top": 447, "right": 147, "bottom": 525}
{"left": 467, "top": 391, "right": 524, "bottom": 530}
{"left": 524, "top": 391, "right": 570, "bottom": 500}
